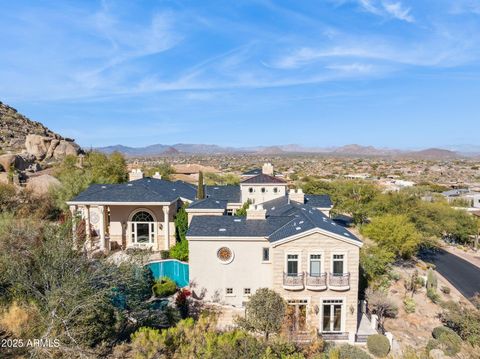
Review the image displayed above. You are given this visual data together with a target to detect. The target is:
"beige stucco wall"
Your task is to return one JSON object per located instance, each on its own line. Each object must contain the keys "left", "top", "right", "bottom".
{"left": 188, "top": 237, "right": 273, "bottom": 307}
{"left": 271, "top": 232, "right": 360, "bottom": 338}
{"left": 240, "top": 183, "right": 287, "bottom": 205}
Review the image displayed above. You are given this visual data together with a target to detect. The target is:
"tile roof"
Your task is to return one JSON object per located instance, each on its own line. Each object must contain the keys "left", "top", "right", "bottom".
{"left": 241, "top": 168, "right": 262, "bottom": 176}
{"left": 70, "top": 177, "right": 197, "bottom": 203}
{"left": 188, "top": 196, "right": 360, "bottom": 244}
{"left": 205, "top": 185, "right": 241, "bottom": 203}
{"left": 188, "top": 198, "right": 228, "bottom": 210}
{"left": 304, "top": 194, "right": 333, "bottom": 208}
{"left": 240, "top": 173, "right": 287, "bottom": 184}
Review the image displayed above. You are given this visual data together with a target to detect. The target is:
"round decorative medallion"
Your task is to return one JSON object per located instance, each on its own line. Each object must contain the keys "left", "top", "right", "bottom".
{"left": 217, "top": 247, "right": 234, "bottom": 264}
{"left": 90, "top": 212, "right": 100, "bottom": 225}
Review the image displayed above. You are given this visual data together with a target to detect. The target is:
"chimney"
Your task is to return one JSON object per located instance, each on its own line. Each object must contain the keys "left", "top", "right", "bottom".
{"left": 153, "top": 171, "right": 162, "bottom": 179}
{"left": 262, "top": 162, "right": 274, "bottom": 175}
{"left": 289, "top": 188, "right": 305, "bottom": 204}
{"left": 129, "top": 169, "right": 144, "bottom": 181}
{"left": 246, "top": 204, "right": 266, "bottom": 220}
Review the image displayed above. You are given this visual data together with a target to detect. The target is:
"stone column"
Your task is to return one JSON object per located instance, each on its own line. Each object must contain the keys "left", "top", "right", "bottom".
{"left": 69, "top": 205, "right": 78, "bottom": 248}
{"left": 163, "top": 205, "right": 170, "bottom": 250}
{"left": 86, "top": 205, "right": 91, "bottom": 247}
{"left": 99, "top": 205, "right": 105, "bottom": 252}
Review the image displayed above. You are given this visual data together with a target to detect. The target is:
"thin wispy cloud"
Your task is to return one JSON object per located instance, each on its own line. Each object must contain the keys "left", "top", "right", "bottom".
{"left": 357, "top": 0, "right": 414, "bottom": 22}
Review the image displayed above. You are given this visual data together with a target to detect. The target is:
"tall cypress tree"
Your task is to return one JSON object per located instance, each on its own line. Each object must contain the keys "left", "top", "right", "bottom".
{"left": 197, "top": 171, "right": 205, "bottom": 199}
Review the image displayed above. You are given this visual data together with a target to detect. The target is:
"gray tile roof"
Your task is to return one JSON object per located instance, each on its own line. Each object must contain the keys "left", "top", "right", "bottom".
{"left": 70, "top": 178, "right": 197, "bottom": 203}
{"left": 188, "top": 196, "right": 360, "bottom": 244}
{"left": 241, "top": 168, "right": 262, "bottom": 176}
{"left": 241, "top": 174, "right": 286, "bottom": 184}
{"left": 188, "top": 198, "right": 228, "bottom": 210}
{"left": 187, "top": 215, "right": 292, "bottom": 237}
{"left": 304, "top": 194, "right": 333, "bottom": 208}
{"left": 205, "top": 185, "right": 241, "bottom": 203}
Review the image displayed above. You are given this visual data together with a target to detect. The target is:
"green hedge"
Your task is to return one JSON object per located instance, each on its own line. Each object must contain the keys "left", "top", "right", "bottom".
{"left": 367, "top": 334, "right": 390, "bottom": 358}
{"left": 153, "top": 277, "right": 177, "bottom": 298}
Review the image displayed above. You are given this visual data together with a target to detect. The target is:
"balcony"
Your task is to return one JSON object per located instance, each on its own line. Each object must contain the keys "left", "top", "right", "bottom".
{"left": 283, "top": 272, "right": 304, "bottom": 290}
{"left": 329, "top": 273, "right": 350, "bottom": 291}
{"left": 306, "top": 273, "right": 327, "bottom": 291}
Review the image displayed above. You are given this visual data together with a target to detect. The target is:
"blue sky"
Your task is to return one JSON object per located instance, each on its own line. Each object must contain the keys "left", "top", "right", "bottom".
{"left": 1, "top": 0, "right": 480, "bottom": 148}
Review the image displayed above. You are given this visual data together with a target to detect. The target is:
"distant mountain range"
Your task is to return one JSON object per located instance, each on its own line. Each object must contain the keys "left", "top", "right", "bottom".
{"left": 95, "top": 143, "right": 479, "bottom": 159}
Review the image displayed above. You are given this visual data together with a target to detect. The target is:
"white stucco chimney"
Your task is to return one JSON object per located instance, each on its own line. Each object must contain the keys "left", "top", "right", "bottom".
{"left": 129, "top": 169, "right": 144, "bottom": 181}
{"left": 153, "top": 171, "right": 162, "bottom": 179}
{"left": 289, "top": 188, "right": 305, "bottom": 204}
{"left": 246, "top": 204, "right": 266, "bottom": 220}
{"left": 262, "top": 162, "right": 274, "bottom": 175}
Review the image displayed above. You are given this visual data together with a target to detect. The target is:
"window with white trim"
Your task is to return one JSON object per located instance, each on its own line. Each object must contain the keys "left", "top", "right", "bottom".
{"left": 332, "top": 254, "right": 344, "bottom": 275}
{"left": 226, "top": 288, "right": 233, "bottom": 295}
{"left": 244, "top": 288, "right": 251, "bottom": 295}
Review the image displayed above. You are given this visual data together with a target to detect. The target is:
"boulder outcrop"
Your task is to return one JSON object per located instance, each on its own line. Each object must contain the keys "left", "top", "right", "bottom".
{"left": 25, "top": 134, "right": 81, "bottom": 161}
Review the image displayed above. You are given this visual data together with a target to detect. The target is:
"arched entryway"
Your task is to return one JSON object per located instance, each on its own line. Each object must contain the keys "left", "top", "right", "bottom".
{"left": 129, "top": 209, "right": 157, "bottom": 245}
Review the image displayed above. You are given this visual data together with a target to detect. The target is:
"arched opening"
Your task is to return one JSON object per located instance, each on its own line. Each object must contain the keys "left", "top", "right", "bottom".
{"left": 130, "top": 210, "right": 156, "bottom": 244}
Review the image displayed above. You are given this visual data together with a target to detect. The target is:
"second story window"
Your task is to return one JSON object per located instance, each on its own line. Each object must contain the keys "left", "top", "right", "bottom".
{"left": 287, "top": 254, "right": 299, "bottom": 276}
{"left": 226, "top": 288, "right": 233, "bottom": 295}
{"left": 262, "top": 247, "right": 270, "bottom": 262}
{"left": 332, "top": 254, "right": 344, "bottom": 276}
{"left": 273, "top": 187, "right": 278, "bottom": 193}
{"left": 261, "top": 187, "right": 266, "bottom": 193}
{"left": 310, "top": 254, "right": 322, "bottom": 277}
{"left": 249, "top": 187, "right": 254, "bottom": 193}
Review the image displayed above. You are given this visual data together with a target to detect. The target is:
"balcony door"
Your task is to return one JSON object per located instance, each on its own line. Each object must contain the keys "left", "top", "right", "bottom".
{"left": 286, "top": 254, "right": 299, "bottom": 276}
{"left": 322, "top": 300, "right": 343, "bottom": 333}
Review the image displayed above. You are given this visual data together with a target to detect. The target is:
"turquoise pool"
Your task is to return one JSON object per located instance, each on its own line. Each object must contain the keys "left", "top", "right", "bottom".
{"left": 147, "top": 260, "right": 189, "bottom": 288}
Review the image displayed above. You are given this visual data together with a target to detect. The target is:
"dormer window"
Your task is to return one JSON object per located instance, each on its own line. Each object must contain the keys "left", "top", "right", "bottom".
{"left": 249, "top": 187, "right": 254, "bottom": 193}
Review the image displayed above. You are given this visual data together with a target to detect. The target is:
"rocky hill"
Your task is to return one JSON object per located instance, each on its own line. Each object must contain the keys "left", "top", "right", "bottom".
{"left": 0, "top": 101, "right": 82, "bottom": 175}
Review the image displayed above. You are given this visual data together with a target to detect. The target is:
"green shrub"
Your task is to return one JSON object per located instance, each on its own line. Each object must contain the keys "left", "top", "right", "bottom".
{"left": 403, "top": 297, "right": 416, "bottom": 313}
{"left": 431, "top": 326, "right": 462, "bottom": 356}
{"left": 160, "top": 250, "right": 170, "bottom": 259}
{"left": 415, "top": 276, "right": 425, "bottom": 288}
{"left": 426, "top": 269, "right": 437, "bottom": 290}
{"left": 440, "top": 286, "right": 450, "bottom": 295}
{"left": 367, "top": 334, "right": 390, "bottom": 358}
{"left": 427, "top": 288, "right": 440, "bottom": 303}
{"left": 389, "top": 271, "right": 401, "bottom": 282}
{"left": 426, "top": 338, "right": 440, "bottom": 352}
{"left": 432, "top": 326, "right": 455, "bottom": 339}
{"left": 153, "top": 277, "right": 177, "bottom": 297}
{"left": 170, "top": 240, "right": 188, "bottom": 261}
{"left": 337, "top": 344, "right": 372, "bottom": 359}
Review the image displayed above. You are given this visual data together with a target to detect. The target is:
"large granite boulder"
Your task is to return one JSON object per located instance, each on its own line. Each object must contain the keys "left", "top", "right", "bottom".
{"left": 25, "top": 134, "right": 80, "bottom": 160}
{"left": 25, "top": 134, "right": 51, "bottom": 160}
{"left": 53, "top": 140, "right": 81, "bottom": 159}
{"left": 25, "top": 174, "right": 61, "bottom": 196}
{"left": 0, "top": 153, "right": 36, "bottom": 172}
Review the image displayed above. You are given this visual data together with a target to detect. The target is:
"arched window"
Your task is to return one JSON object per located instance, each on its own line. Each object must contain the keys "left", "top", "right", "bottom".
{"left": 249, "top": 187, "right": 254, "bottom": 193}
{"left": 273, "top": 187, "right": 278, "bottom": 193}
{"left": 261, "top": 187, "right": 266, "bottom": 193}
{"left": 132, "top": 211, "right": 154, "bottom": 222}
{"left": 130, "top": 210, "right": 156, "bottom": 244}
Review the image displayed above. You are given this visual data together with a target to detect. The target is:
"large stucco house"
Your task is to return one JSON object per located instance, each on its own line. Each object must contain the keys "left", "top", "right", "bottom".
{"left": 68, "top": 163, "right": 364, "bottom": 342}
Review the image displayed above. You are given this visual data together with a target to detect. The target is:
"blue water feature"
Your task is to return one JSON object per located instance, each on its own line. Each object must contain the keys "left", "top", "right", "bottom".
{"left": 147, "top": 260, "right": 189, "bottom": 288}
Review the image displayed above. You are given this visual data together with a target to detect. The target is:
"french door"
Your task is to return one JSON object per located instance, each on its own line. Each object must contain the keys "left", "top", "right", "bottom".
{"left": 322, "top": 300, "right": 343, "bottom": 332}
